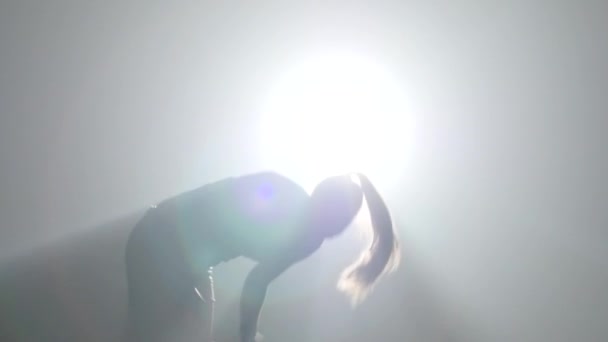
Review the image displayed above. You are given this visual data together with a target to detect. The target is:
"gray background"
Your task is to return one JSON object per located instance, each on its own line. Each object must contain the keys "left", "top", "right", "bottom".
{"left": 1, "top": 1, "right": 607, "bottom": 341}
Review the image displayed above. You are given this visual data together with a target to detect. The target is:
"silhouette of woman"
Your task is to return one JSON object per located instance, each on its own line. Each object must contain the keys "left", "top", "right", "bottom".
{"left": 124, "top": 171, "right": 399, "bottom": 342}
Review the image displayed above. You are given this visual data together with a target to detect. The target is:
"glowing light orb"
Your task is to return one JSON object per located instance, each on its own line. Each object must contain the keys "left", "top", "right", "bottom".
{"left": 257, "top": 51, "right": 412, "bottom": 191}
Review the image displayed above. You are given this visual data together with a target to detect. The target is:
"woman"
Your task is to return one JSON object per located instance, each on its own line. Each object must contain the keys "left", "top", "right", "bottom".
{"left": 124, "top": 171, "right": 399, "bottom": 342}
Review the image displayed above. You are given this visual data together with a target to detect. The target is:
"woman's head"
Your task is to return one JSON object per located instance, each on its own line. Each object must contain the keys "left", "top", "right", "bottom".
{"left": 309, "top": 174, "right": 364, "bottom": 238}
{"left": 309, "top": 173, "right": 400, "bottom": 306}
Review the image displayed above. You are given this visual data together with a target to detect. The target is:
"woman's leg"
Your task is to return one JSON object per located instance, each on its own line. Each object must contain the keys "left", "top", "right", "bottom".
{"left": 125, "top": 224, "right": 214, "bottom": 341}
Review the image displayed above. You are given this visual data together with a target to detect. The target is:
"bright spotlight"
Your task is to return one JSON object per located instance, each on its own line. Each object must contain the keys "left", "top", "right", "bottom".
{"left": 256, "top": 51, "right": 412, "bottom": 191}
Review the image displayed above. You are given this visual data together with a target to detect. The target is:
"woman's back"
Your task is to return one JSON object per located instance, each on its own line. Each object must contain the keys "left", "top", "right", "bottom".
{"left": 130, "top": 171, "right": 312, "bottom": 268}
{"left": 211, "top": 172, "right": 312, "bottom": 260}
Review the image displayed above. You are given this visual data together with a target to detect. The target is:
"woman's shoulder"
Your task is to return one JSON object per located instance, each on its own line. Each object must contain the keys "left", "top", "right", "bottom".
{"left": 189, "top": 171, "right": 304, "bottom": 192}
{"left": 237, "top": 171, "right": 310, "bottom": 204}
{"left": 213, "top": 171, "right": 305, "bottom": 199}
{"left": 236, "top": 170, "right": 302, "bottom": 186}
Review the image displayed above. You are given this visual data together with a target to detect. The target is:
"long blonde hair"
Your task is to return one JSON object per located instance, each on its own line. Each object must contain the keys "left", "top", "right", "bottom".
{"left": 337, "top": 174, "right": 400, "bottom": 305}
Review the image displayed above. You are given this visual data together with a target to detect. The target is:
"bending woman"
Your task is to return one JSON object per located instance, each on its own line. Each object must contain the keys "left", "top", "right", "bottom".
{"left": 124, "top": 171, "right": 400, "bottom": 342}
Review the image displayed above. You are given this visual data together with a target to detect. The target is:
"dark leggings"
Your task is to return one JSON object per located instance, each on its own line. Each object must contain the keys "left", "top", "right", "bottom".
{"left": 124, "top": 219, "right": 214, "bottom": 342}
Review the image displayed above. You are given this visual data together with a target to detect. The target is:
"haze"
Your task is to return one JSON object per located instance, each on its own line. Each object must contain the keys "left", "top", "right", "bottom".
{"left": 1, "top": 1, "right": 607, "bottom": 341}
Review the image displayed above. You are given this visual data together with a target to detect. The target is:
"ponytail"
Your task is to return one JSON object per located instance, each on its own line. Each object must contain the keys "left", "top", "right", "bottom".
{"left": 337, "top": 173, "right": 400, "bottom": 305}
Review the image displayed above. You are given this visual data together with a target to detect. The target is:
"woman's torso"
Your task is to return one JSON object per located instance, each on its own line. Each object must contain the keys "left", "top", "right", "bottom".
{"left": 127, "top": 172, "right": 312, "bottom": 272}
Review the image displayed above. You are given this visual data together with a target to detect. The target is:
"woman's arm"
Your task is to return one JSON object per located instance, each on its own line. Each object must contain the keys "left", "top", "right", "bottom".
{"left": 239, "top": 239, "right": 323, "bottom": 342}
{"left": 239, "top": 262, "right": 285, "bottom": 342}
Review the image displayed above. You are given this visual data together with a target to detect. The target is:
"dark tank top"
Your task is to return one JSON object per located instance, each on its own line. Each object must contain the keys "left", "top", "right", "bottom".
{"left": 128, "top": 172, "right": 312, "bottom": 273}
{"left": 212, "top": 172, "right": 311, "bottom": 261}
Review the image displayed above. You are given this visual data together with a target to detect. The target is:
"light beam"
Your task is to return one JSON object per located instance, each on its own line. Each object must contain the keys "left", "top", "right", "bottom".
{"left": 257, "top": 50, "right": 412, "bottom": 192}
